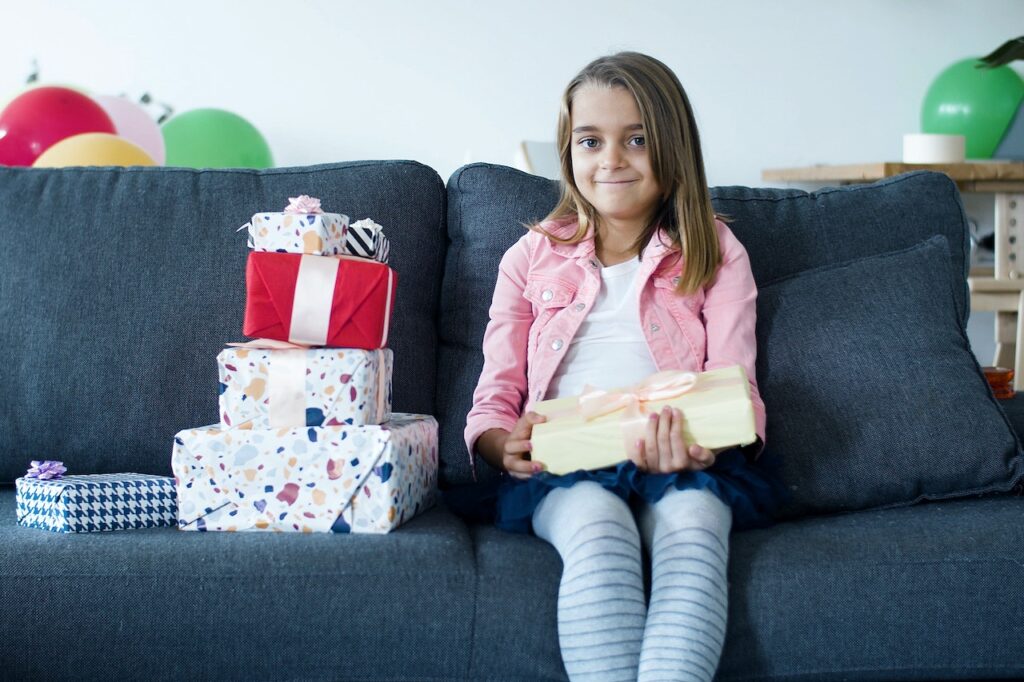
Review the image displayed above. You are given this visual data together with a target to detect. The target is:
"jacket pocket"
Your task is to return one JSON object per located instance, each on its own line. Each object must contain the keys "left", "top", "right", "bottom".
{"left": 523, "top": 278, "right": 577, "bottom": 309}
{"left": 523, "top": 277, "right": 578, "bottom": 368}
{"left": 652, "top": 274, "right": 704, "bottom": 319}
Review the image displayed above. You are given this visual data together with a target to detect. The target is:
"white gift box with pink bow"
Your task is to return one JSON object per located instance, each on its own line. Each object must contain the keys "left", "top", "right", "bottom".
{"left": 244, "top": 195, "right": 350, "bottom": 256}
{"left": 242, "top": 195, "right": 390, "bottom": 262}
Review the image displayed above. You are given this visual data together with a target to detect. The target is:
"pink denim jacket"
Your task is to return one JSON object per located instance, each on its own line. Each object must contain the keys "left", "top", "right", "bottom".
{"left": 464, "top": 217, "right": 766, "bottom": 477}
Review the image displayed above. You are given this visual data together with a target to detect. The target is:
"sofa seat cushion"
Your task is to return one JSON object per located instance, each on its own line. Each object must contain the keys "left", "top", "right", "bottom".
{"left": 0, "top": 486, "right": 477, "bottom": 681}
{"left": 467, "top": 523, "right": 566, "bottom": 680}
{"left": 719, "top": 495, "right": 1024, "bottom": 681}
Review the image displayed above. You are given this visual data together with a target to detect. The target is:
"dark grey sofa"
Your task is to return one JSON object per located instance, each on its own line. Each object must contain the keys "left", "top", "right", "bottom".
{"left": 1, "top": 160, "right": 1022, "bottom": 681}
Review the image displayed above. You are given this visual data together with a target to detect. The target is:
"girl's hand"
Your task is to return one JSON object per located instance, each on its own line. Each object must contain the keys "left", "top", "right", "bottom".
{"left": 503, "top": 411, "right": 548, "bottom": 480}
{"left": 631, "top": 406, "right": 718, "bottom": 474}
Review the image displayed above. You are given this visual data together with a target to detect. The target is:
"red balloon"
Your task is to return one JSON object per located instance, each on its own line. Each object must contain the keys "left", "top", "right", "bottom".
{"left": 0, "top": 86, "right": 115, "bottom": 166}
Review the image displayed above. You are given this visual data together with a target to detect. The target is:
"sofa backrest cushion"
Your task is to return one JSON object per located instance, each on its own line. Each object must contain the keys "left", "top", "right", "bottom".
{"left": 757, "top": 234, "right": 1022, "bottom": 517}
{"left": 0, "top": 161, "right": 445, "bottom": 484}
{"left": 439, "top": 166, "right": 1008, "bottom": 503}
{"left": 437, "top": 164, "right": 560, "bottom": 486}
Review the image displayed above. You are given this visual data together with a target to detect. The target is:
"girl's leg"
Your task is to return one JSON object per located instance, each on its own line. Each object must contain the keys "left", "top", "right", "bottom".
{"left": 636, "top": 487, "right": 732, "bottom": 682}
{"left": 532, "top": 481, "right": 646, "bottom": 682}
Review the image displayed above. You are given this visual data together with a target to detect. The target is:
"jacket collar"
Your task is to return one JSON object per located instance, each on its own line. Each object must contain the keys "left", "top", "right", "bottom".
{"left": 543, "top": 218, "right": 680, "bottom": 263}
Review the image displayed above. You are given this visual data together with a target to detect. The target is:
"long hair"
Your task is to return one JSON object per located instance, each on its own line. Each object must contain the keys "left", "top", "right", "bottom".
{"left": 536, "top": 51, "right": 722, "bottom": 295}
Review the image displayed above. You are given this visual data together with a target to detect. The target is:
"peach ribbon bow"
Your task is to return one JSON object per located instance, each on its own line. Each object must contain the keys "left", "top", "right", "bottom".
{"left": 576, "top": 370, "right": 700, "bottom": 459}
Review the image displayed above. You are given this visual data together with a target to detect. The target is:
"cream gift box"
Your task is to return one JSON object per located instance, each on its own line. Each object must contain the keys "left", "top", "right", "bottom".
{"left": 529, "top": 365, "right": 757, "bottom": 475}
{"left": 172, "top": 413, "right": 437, "bottom": 533}
{"left": 217, "top": 342, "right": 392, "bottom": 429}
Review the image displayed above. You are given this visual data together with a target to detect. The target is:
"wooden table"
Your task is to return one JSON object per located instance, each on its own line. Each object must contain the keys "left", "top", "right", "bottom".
{"left": 762, "top": 161, "right": 1024, "bottom": 388}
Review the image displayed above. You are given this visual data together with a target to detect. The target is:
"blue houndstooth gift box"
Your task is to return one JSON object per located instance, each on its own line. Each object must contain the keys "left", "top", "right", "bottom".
{"left": 15, "top": 473, "right": 178, "bottom": 533}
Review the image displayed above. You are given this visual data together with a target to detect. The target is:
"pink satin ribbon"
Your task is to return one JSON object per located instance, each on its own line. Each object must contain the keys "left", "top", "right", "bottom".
{"left": 571, "top": 371, "right": 697, "bottom": 458}
{"left": 551, "top": 370, "right": 744, "bottom": 459}
{"left": 290, "top": 255, "right": 339, "bottom": 345}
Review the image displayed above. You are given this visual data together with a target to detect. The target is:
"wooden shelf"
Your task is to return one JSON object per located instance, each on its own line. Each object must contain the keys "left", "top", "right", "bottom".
{"left": 762, "top": 161, "right": 1024, "bottom": 185}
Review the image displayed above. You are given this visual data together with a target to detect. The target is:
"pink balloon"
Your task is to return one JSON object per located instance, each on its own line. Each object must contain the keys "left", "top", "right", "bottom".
{"left": 93, "top": 95, "right": 165, "bottom": 165}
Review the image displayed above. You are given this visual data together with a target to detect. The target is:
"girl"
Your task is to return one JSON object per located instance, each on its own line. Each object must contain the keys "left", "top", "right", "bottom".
{"left": 464, "top": 52, "right": 784, "bottom": 682}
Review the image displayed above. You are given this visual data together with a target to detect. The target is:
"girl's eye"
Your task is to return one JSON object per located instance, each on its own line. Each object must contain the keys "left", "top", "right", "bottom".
{"left": 630, "top": 136, "right": 646, "bottom": 146}
{"left": 579, "top": 138, "right": 599, "bottom": 149}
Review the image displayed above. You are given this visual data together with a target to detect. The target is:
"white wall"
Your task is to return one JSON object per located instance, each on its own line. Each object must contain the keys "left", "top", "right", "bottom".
{"left": 4, "top": 0, "right": 1020, "bottom": 362}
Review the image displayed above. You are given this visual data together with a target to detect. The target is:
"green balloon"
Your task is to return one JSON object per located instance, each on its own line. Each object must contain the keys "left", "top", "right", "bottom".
{"left": 161, "top": 108, "right": 273, "bottom": 169}
{"left": 922, "top": 57, "right": 1024, "bottom": 159}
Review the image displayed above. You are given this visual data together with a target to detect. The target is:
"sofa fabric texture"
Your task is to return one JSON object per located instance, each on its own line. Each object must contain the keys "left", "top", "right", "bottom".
{"left": 1, "top": 161, "right": 1022, "bottom": 682}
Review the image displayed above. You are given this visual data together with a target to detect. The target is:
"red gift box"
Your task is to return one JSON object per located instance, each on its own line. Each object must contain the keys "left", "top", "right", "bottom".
{"left": 243, "top": 252, "right": 397, "bottom": 349}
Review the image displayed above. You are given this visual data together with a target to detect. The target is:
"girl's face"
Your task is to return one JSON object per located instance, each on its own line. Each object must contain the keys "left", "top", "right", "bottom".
{"left": 569, "top": 85, "right": 662, "bottom": 232}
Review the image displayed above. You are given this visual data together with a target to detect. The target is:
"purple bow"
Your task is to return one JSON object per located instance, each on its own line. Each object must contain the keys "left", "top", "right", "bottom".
{"left": 26, "top": 460, "right": 67, "bottom": 480}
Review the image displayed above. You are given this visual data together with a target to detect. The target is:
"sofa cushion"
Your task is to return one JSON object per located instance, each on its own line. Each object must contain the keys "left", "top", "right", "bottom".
{"left": 757, "top": 235, "right": 1022, "bottom": 517}
{"left": 0, "top": 162, "right": 445, "bottom": 483}
{"left": 0, "top": 485, "right": 479, "bottom": 680}
{"left": 719, "top": 495, "right": 1024, "bottom": 681}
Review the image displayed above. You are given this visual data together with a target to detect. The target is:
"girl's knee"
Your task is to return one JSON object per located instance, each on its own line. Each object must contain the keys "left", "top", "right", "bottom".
{"left": 658, "top": 487, "right": 730, "bottom": 521}
{"left": 641, "top": 488, "right": 732, "bottom": 547}
{"left": 536, "top": 482, "right": 640, "bottom": 549}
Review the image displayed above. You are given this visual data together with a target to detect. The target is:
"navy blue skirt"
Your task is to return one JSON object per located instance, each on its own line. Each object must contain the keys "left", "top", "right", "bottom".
{"left": 493, "top": 447, "right": 789, "bottom": 535}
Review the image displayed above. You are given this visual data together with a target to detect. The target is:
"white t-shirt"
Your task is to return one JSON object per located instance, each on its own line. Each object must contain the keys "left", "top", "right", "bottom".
{"left": 545, "top": 256, "right": 659, "bottom": 400}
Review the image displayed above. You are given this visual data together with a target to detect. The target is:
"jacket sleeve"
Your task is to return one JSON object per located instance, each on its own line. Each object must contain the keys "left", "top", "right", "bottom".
{"left": 464, "top": 234, "right": 534, "bottom": 480}
{"left": 701, "top": 221, "right": 766, "bottom": 459}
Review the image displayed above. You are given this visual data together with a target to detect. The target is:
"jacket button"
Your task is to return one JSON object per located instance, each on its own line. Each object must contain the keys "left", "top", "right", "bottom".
{"left": 590, "top": 259, "right": 599, "bottom": 268}
{"left": 541, "top": 289, "right": 553, "bottom": 302}
{"left": 672, "top": 276, "right": 680, "bottom": 286}
{"left": 650, "top": 323, "right": 660, "bottom": 332}
{"left": 551, "top": 339, "right": 564, "bottom": 351}
{"left": 575, "top": 302, "right": 585, "bottom": 311}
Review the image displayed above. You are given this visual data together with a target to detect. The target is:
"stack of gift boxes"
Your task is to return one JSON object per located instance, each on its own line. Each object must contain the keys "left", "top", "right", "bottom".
{"left": 171, "top": 195, "right": 438, "bottom": 533}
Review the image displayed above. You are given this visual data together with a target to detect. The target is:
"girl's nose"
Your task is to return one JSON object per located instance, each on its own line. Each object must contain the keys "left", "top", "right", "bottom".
{"left": 600, "top": 147, "right": 624, "bottom": 169}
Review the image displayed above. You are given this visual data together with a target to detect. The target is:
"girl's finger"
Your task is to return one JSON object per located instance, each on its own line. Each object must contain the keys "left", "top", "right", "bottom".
{"left": 644, "top": 412, "right": 660, "bottom": 472}
{"left": 504, "top": 454, "right": 539, "bottom": 478}
{"left": 526, "top": 411, "right": 548, "bottom": 424}
{"left": 504, "top": 438, "right": 533, "bottom": 456}
{"left": 632, "top": 439, "right": 648, "bottom": 472}
{"left": 669, "top": 407, "right": 689, "bottom": 470}
{"left": 657, "top": 407, "right": 673, "bottom": 473}
{"left": 688, "top": 445, "right": 711, "bottom": 470}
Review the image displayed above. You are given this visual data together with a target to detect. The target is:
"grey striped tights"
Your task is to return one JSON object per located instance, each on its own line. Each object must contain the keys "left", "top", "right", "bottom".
{"left": 532, "top": 481, "right": 732, "bottom": 682}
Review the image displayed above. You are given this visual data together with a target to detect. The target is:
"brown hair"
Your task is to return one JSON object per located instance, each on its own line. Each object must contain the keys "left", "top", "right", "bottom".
{"left": 536, "top": 51, "right": 722, "bottom": 295}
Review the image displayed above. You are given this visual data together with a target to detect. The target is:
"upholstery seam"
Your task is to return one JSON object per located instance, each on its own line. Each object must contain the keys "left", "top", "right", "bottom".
{"left": 0, "top": 159, "right": 431, "bottom": 177}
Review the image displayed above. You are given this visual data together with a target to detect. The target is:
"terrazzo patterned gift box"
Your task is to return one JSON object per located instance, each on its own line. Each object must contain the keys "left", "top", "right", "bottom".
{"left": 16, "top": 474, "right": 177, "bottom": 533}
{"left": 245, "top": 211, "right": 390, "bottom": 263}
{"left": 218, "top": 345, "right": 392, "bottom": 429}
{"left": 172, "top": 413, "right": 437, "bottom": 533}
{"left": 246, "top": 210, "right": 350, "bottom": 256}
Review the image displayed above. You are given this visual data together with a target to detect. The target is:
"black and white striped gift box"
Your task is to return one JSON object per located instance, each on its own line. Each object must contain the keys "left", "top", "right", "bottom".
{"left": 346, "top": 222, "right": 390, "bottom": 263}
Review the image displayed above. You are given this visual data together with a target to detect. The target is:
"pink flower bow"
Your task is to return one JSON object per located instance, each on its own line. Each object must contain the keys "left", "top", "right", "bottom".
{"left": 284, "top": 195, "right": 324, "bottom": 214}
